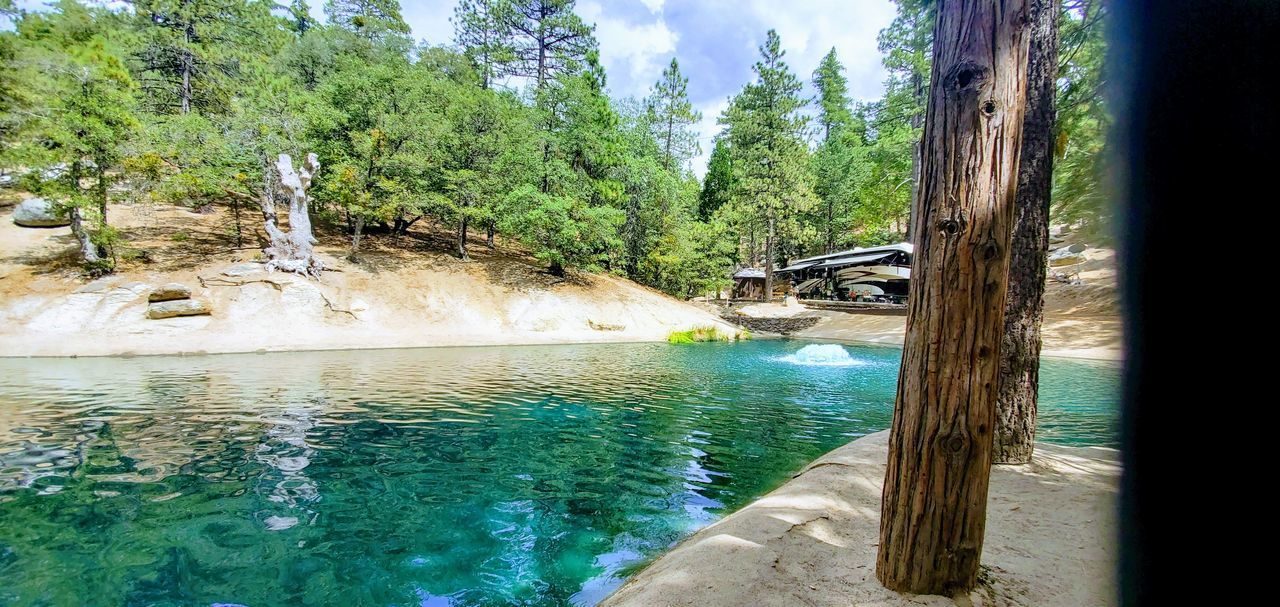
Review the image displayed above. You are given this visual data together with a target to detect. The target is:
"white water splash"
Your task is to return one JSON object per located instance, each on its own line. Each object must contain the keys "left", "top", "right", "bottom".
{"left": 776, "top": 344, "right": 865, "bottom": 367}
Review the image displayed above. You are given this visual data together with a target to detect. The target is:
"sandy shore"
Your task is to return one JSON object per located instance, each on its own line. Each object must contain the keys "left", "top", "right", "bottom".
{"left": 602, "top": 431, "right": 1120, "bottom": 607}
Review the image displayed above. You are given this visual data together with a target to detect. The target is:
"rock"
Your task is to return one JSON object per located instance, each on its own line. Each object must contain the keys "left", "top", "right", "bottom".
{"left": 221, "top": 262, "right": 265, "bottom": 277}
{"left": 147, "top": 299, "right": 212, "bottom": 319}
{"left": 75, "top": 278, "right": 118, "bottom": 294}
{"left": 148, "top": 283, "right": 192, "bottom": 302}
{"left": 723, "top": 315, "right": 820, "bottom": 335}
{"left": 11, "top": 198, "right": 70, "bottom": 228}
{"left": 1049, "top": 246, "right": 1086, "bottom": 267}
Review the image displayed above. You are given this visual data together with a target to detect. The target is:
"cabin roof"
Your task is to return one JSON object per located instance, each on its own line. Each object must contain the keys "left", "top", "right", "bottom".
{"left": 733, "top": 268, "right": 766, "bottom": 279}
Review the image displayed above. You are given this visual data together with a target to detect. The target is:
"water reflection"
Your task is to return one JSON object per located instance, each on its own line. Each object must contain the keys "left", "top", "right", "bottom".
{"left": 0, "top": 341, "right": 1118, "bottom": 606}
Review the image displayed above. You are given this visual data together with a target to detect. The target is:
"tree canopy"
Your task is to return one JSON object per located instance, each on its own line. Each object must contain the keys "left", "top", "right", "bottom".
{"left": 0, "top": 0, "right": 1112, "bottom": 292}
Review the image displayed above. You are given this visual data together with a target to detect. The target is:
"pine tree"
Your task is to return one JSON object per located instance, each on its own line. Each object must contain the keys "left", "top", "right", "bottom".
{"left": 129, "top": 0, "right": 278, "bottom": 116}
{"left": 645, "top": 58, "right": 701, "bottom": 172}
{"left": 324, "top": 0, "right": 411, "bottom": 43}
{"left": 697, "top": 138, "right": 732, "bottom": 221}
{"left": 812, "top": 48, "right": 852, "bottom": 142}
{"left": 721, "top": 30, "right": 815, "bottom": 301}
{"left": 879, "top": 0, "right": 934, "bottom": 242}
{"left": 452, "top": 0, "right": 515, "bottom": 89}
{"left": 504, "top": 0, "right": 595, "bottom": 89}
{"left": 10, "top": 1, "right": 139, "bottom": 272}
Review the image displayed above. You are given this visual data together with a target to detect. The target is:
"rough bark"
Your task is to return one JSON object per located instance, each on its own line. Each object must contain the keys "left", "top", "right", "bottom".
{"left": 763, "top": 213, "right": 776, "bottom": 303}
{"left": 68, "top": 206, "right": 100, "bottom": 266}
{"left": 263, "top": 153, "right": 324, "bottom": 278}
{"left": 457, "top": 216, "right": 470, "bottom": 261}
{"left": 349, "top": 215, "right": 365, "bottom": 259}
{"left": 876, "top": 0, "right": 1031, "bottom": 595}
{"left": 905, "top": 71, "right": 925, "bottom": 244}
{"left": 486, "top": 223, "right": 496, "bottom": 248}
{"left": 995, "top": 0, "right": 1059, "bottom": 465}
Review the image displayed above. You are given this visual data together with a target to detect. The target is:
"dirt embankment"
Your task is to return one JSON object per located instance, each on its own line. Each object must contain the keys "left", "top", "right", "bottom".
{"left": 0, "top": 196, "right": 735, "bottom": 358}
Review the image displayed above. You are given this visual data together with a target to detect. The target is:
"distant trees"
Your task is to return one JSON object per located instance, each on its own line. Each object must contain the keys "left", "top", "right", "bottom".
{"left": 0, "top": 0, "right": 1111, "bottom": 298}
{"left": 323, "top": 0, "right": 411, "bottom": 43}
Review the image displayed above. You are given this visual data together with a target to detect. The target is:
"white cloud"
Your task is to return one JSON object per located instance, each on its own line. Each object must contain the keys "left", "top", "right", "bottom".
{"left": 578, "top": 0, "right": 678, "bottom": 99}
{"left": 638, "top": 0, "right": 666, "bottom": 13}
{"left": 742, "top": 0, "right": 896, "bottom": 103}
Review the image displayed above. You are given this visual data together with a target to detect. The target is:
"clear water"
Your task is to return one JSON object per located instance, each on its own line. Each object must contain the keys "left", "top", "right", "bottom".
{"left": 0, "top": 341, "right": 1118, "bottom": 606}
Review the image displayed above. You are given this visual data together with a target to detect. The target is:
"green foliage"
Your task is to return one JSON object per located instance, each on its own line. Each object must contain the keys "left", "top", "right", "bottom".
{"left": 1052, "top": 0, "right": 1110, "bottom": 241}
{"left": 499, "top": 184, "right": 624, "bottom": 275}
{"left": 7, "top": 0, "right": 139, "bottom": 271}
{"left": 813, "top": 48, "right": 853, "bottom": 142}
{"left": 0, "top": 0, "right": 1112, "bottom": 299}
{"left": 667, "top": 326, "right": 746, "bottom": 344}
{"left": 324, "top": 0, "right": 412, "bottom": 44}
{"left": 453, "top": 0, "right": 517, "bottom": 89}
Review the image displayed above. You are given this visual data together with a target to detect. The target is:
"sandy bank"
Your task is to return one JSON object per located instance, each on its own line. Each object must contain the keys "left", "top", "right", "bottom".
{"left": 0, "top": 202, "right": 738, "bottom": 358}
{"left": 602, "top": 431, "right": 1119, "bottom": 607}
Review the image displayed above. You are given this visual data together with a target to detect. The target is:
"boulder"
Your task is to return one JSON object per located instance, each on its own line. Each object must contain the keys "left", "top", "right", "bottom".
{"left": 11, "top": 198, "right": 70, "bottom": 228}
{"left": 147, "top": 299, "right": 212, "bottom": 319}
{"left": 1049, "top": 245, "right": 1087, "bottom": 267}
{"left": 148, "top": 283, "right": 192, "bottom": 303}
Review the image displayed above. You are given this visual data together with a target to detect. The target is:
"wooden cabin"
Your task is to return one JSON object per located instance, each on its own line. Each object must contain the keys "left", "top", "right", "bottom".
{"left": 731, "top": 268, "right": 790, "bottom": 301}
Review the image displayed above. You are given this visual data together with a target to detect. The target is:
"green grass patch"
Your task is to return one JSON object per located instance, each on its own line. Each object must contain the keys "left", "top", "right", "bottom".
{"left": 667, "top": 326, "right": 750, "bottom": 344}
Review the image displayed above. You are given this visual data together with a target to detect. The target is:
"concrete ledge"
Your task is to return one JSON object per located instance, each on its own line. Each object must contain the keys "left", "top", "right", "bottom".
{"left": 601, "top": 431, "right": 1120, "bottom": 607}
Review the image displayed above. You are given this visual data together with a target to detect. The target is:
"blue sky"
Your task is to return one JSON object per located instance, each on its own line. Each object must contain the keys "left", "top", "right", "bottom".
{"left": 9, "top": 0, "right": 898, "bottom": 176}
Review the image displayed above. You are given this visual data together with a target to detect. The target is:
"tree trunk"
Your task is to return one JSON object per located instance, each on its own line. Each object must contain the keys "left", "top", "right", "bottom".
{"left": 995, "top": 0, "right": 1058, "bottom": 465}
{"left": 876, "top": 0, "right": 1031, "bottom": 595}
{"left": 180, "top": 22, "right": 194, "bottom": 115}
{"left": 905, "top": 71, "right": 925, "bottom": 244}
{"left": 763, "top": 212, "right": 775, "bottom": 303}
{"left": 264, "top": 153, "right": 324, "bottom": 278}
{"left": 350, "top": 215, "right": 365, "bottom": 259}
{"left": 68, "top": 206, "right": 101, "bottom": 266}
{"left": 457, "top": 215, "right": 469, "bottom": 261}
{"left": 487, "top": 222, "right": 496, "bottom": 248}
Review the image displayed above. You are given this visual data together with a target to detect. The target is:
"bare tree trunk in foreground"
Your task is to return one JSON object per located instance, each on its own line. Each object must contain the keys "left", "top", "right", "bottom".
{"left": 995, "top": 0, "right": 1059, "bottom": 465}
{"left": 876, "top": 0, "right": 1032, "bottom": 595}
{"left": 263, "top": 153, "right": 324, "bottom": 278}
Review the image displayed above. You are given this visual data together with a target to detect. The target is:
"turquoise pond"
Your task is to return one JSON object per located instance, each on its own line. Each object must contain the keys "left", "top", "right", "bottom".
{"left": 0, "top": 341, "right": 1119, "bottom": 606}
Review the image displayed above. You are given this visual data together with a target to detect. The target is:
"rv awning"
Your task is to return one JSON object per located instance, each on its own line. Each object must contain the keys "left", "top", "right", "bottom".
{"left": 776, "top": 261, "right": 819, "bottom": 273}
{"left": 811, "top": 251, "right": 894, "bottom": 270}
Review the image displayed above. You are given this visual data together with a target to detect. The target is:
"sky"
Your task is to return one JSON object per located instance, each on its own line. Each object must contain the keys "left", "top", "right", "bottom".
{"left": 7, "top": 0, "right": 899, "bottom": 177}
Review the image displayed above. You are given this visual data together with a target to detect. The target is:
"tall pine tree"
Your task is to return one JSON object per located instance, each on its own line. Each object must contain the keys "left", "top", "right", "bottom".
{"left": 721, "top": 30, "right": 815, "bottom": 301}
{"left": 645, "top": 58, "right": 700, "bottom": 172}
